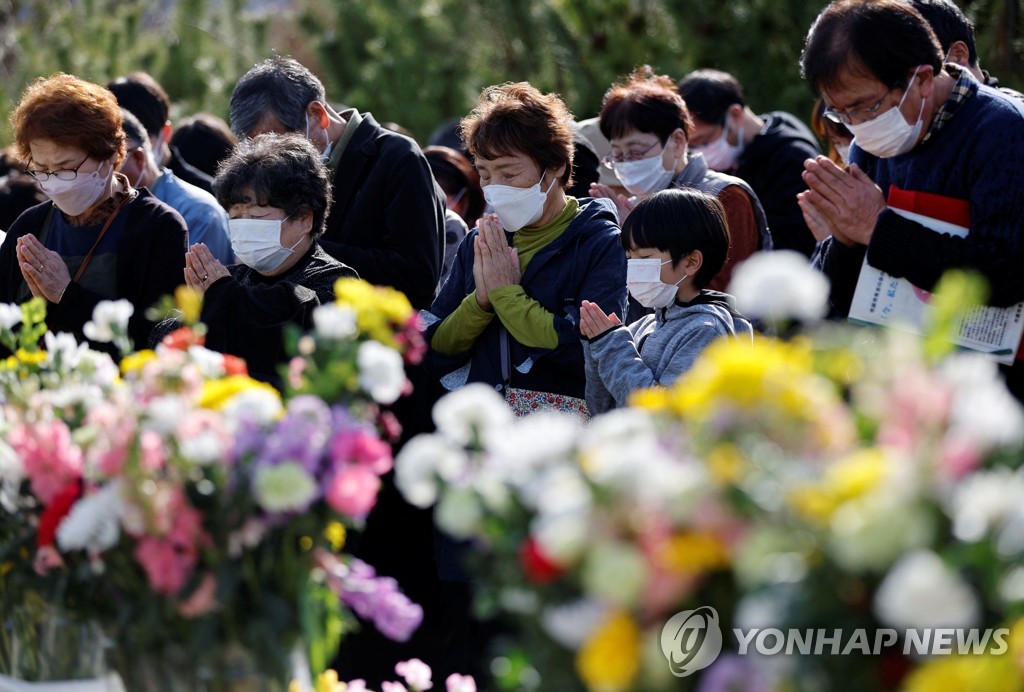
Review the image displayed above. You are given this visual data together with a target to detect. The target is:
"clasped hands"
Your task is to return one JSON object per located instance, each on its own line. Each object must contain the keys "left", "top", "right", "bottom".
{"left": 797, "top": 155, "right": 886, "bottom": 246}
{"left": 184, "top": 243, "right": 231, "bottom": 295}
{"left": 473, "top": 214, "right": 521, "bottom": 311}
{"left": 590, "top": 183, "right": 639, "bottom": 224}
{"left": 16, "top": 234, "right": 70, "bottom": 303}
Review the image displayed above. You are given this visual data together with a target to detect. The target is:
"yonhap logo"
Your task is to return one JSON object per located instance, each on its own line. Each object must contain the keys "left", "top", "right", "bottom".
{"left": 660, "top": 605, "right": 723, "bottom": 677}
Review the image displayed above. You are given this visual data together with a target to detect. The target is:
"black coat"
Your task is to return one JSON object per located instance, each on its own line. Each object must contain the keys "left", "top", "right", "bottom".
{"left": 0, "top": 190, "right": 187, "bottom": 349}
{"left": 321, "top": 112, "right": 445, "bottom": 311}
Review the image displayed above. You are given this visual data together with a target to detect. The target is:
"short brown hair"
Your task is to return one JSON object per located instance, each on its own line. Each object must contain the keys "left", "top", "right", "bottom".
{"left": 600, "top": 65, "right": 693, "bottom": 143}
{"left": 461, "top": 82, "right": 575, "bottom": 187}
{"left": 11, "top": 73, "right": 126, "bottom": 166}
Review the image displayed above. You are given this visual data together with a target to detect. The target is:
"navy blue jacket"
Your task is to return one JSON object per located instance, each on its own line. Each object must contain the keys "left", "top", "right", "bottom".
{"left": 425, "top": 197, "right": 627, "bottom": 400}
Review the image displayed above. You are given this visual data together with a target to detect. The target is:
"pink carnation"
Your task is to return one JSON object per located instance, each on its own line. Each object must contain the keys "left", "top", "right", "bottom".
{"left": 84, "top": 402, "right": 137, "bottom": 477}
{"left": 326, "top": 465, "right": 381, "bottom": 519}
{"left": 133, "top": 489, "right": 208, "bottom": 595}
{"left": 140, "top": 430, "right": 166, "bottom": 472}
{"left": 9, "top": 419, "right": 83, "bottom": 504}
{"left": 134, "top": 537, "right": 192, "bottom": 595}
{"left": 446, "top": 674, "right": 476, "bottom": 692}
{"left": 331, "top": 428, "right": 393, "bottom": 475}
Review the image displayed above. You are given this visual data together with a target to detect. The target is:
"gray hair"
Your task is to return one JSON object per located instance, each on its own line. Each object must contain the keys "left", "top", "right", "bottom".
{"left": 228, "top": 56, "right": 327, "bottom": 138}
{"left": 212, "top": 132, "right": 332, "bottom": 238}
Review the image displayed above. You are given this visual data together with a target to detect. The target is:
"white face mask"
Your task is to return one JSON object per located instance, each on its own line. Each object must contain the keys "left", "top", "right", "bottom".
{"left": 611, "top": 144, "right": 675, "bottom": 195}
{"left": 693, "top": 118, "right": 743, "bottom": 171}
{"left": 38, "top": 160, "right": 113, "bottom": 217}
{"left": 835, "top": 143, "right": 851, "bottom": 165}
{"left": 306, "top": 109, "right": 333, "bottom": 164}
{"left": 228, "top": 215, "right": 303, "bottom": 273}
{"left": 483, "top": 171, "right": 557, "bottom": 232}
{"left": 627, "top": 258, "right": 686, "bottom": 308}
{"left": 118, "top": 151, "right": 146, "bottom": 189}
{"left": 847, "top": 68, "right": 925, "bottom": 159}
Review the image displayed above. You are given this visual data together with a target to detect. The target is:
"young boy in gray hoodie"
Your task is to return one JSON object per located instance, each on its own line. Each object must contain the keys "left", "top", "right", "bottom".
{"left": 580, "top": 188, "right": 753, "bottom": 414}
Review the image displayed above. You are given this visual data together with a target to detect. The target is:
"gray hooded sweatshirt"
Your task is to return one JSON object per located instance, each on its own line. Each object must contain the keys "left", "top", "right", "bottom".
{"left": 582, "top": 290, "right": 753, "bottom": 415}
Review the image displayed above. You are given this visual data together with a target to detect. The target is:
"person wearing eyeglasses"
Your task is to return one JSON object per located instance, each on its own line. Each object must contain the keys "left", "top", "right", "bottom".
{"left": 0, "top": 73, "right": 187, "bottom": 350}
{"left": 592, "top": 65, "right": 772, "bottom": 295}
{"left": 799, "top": 0, "right": 1024, "bottom": 396}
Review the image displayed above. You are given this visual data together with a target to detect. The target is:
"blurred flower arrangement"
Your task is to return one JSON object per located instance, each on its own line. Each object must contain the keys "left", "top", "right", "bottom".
{"left": 394, "top": 265, "right": 1024, "bottom": 692}
{"left": 0, "top": 277, "right": 426, "bottom": 688}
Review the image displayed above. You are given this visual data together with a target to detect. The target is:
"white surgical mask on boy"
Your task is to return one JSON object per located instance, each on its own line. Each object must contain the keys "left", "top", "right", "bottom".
{"left": 228, "top": 214, "right": 302, "bottom": 273}
{"left": 627, "top": 257, "right": 686, "bottom": 309}
{"left": 612, "top": 145, "right": 675, "bottom": 195}
{"left": 846, "top": 67, "right": 925, "bottom": 159}
{"left": 483, "top": 171, "right": 557, "bottom": 232}
{"left": 38, "top": 160, "right": 113, "bottom": 217}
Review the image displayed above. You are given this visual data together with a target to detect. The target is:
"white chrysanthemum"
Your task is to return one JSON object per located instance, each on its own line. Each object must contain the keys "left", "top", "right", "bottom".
{"left": 44, "top": 331, "right": 87, "bottom": 369}
{"left": 0, "top": 303, "right": 21, "bottom": 331}
{"left": 489, "top": 412, "right": 581, "bottom": 484}
{"left": 220, "top": 388, "right": 283, "bottom": 427}
{"left": 185, "top": 345, "right": 228, "bottom": 378}
{"left": 829, "top": 492, "right": 935, "bottom": 572}
{"left": 0, "top": 435, "right": 23, "bottom": 513}
{"left": 77, "top": 349, "right": 121, "bottom": 386}
{"left": 949, "top": 468, "right": 1024, "bottom": 542}
{"left": 729, "top": 250, "right": 829, "bottom": 322}
{"left": 82, "top": 299, "right": 134, "bottom": 342}
{"left": 145, "top": 395, "right": 187, "bottom": 436}
{"left": 520, "top": 465, "right": 591, "bottom": 517}
{"left": 873, "top": 549, "right": 981, "bottom": 630}
{"left": 435, "top": 486, "right": 483, "bottom": 539}
{"left": 357, "top": 340, "right": 406, "bottom": 404}
{"left": 312, "top": 303, "right": 358, "bottom": 340}
{"left": 541, "top": 599, "right": 609, "bottom": 650}
{"left": 941, "top": 354, "right": 1024, "bottom": 449}
{"left": 531, "top": 510, "right": 590, "bottom": 565}
{"left": 253, "top": 462, "right": 317, "bottom": 513}
{"left": 580, "top": 541, "right": 648, "bottom": 608}
{"left": 394, "top": 433, "right": 466, "bottom": 508}
{"left": 56, "top": 481, "right": 124, "bottom": 554}
{"left": 43, "top": 382, "right": 100, "bottom": 410}
{"left": 432, "top": 383, "right": 512, "bottom": 447}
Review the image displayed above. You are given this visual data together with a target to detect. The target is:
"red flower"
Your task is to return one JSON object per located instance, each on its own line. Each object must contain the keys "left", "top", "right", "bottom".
{"left": 36, "top": 482, "right": 81, "bottom": 548}
{"left": 161, "top": 327, "right": 204, "bottom": 351}
{"left": 518, "top": 537, "right": 565, "bottom": 584}
{"left": 222, "top": 354, "right": 248, "bottom": 376}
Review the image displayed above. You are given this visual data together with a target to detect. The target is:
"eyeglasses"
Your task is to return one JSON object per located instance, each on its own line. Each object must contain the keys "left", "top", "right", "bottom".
{"left": 602, "top": 140, "right": 662, "bottom": 167}
{"left": 823, "top": 87, "right": 897, "bottom": 126}
{"left": 25, "top": 155, "right": 90, "bottom": 182}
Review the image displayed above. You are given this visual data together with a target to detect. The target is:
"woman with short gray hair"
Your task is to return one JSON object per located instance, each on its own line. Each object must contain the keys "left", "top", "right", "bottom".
{"left": 181, "top": 132, "right": 357, "bottom": 385}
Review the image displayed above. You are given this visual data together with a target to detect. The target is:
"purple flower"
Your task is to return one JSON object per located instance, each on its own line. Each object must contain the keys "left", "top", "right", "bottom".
{"left": 696, "top": 654, "right": 774, "bottom": 692}
{"left": 259, "top": 396, "right": 333, "bottom": 473}
{"left": 335, "top": 558, "right": 424, "bottom": 642}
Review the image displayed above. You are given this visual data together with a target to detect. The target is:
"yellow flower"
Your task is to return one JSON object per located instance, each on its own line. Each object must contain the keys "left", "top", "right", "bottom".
{"left": 576, "top": 610, "right": 641, "bottom": 692}
{"left": 198, "top": 375, "right": 281, "bottom": 411}
{"left": 324, "top": 522, "right": 346, "bottom": 551}
{"left": 706, "top": 444, "right": 747, "bottom": 485}
{"left": 1010, "top": 616, "right": 1024, "bottom": 675}
{"left": 15, "top": 348, "right": 46, "bottom": 366}
{"left": 2, "top": 356, "right": 17, "bottom": 370}
{"left": 120, "top": 349, "right": 157, "bottom": 375}
{"left": 659, "top": 532, "right": 730, "bottom": 575}
{"left": 332, "top": 278, "right": 413, "bottom": 348}
{"left": 289, "top": 670, "right": 345, "bottom": 692}
{"left": 788, "top": 447, "right": 888, "bottom": 524}
{"left": 901, "top": 653, "right": 1023, "bottom": 692}
{"left": 175, "top": 285, "right": 204, "bottom": 325}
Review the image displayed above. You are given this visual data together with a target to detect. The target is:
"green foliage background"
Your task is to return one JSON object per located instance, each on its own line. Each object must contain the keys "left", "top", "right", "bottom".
{"left": 1, "top": 0, "right": 1021, "bottom": 146}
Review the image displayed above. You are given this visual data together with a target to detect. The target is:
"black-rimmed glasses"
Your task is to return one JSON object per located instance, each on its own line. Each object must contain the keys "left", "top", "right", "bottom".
{"left": 25, "top": 155, "right": 91, "bottom": 182}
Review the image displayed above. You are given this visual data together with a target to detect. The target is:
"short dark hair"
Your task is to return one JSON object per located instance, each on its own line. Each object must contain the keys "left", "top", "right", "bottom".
{"left": 107, "top": 72, "right": 170, "bottom": 137}
{"left": 905, "top": 0, "right": 978, "bottom": 66}
{"left": 170, "top": 113, "right": 238, "bottom": 179}
{"left": 676, "top": 69, "right": 746, "bottom": 125}
{"left": 801, "top": 0, "right": 944, "bottom": 95}
{"left": 461, "top": 82, "right": 575, "bottom": 188}
{"left": 229, "top": 56, "right": 326, "bottom": 138}
{"left": 621, "top": 188, "right": 730, "bottom": 289}
{"left": 599, "top": 65, "right": 693, "bottom": 143}
{"left": 213, "top": 132, "right": 333, "bottom": 238}
{"left": 423, "top": 145, "right": 485, "bottom": 222}
{"left": 119, "top": 108, "right": 150, "bottom": 153}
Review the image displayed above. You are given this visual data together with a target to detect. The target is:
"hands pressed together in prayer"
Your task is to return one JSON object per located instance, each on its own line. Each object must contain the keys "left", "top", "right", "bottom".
{"left": 184, "top": 243, "right": 231, "bottom": 295}
{"left": 797, "top": 155, "right": 886, "bottom": 246}
{"left": 473, "top": 213, "right": 521, "bottom": 311}
{"left": 589, "top": 183, "right": 639, "bottom": 224}
{"left": 17, "top": 235, "right": 70, "bottom": 303}
{"left": 579, "top": 300, "right": 621, "bottom": 340}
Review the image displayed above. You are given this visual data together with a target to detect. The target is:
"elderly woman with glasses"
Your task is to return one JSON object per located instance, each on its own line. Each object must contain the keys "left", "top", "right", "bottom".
{"left": 171, "top": 132, "right": 357, "bottom": 385}
{"left": 0, "top": 73, "right": 187, "bottom": 347}
{"left": 592, "top": 65, "right": 772, "bottom": 293}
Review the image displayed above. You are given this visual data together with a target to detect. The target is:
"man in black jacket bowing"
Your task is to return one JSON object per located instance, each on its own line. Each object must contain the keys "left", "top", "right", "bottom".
{"left": 228, "top": 56, "right": 445, "bottom": 310}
